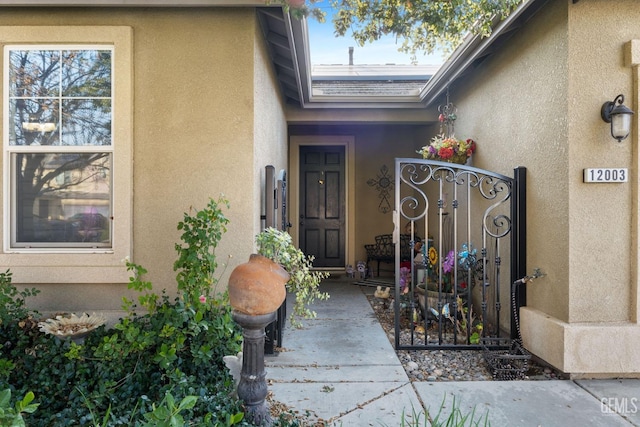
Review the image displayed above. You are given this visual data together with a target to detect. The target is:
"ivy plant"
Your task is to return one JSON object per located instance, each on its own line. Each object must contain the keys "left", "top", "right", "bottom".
{"left": 0, "top": 197, "right": 246, "bottom": 426}
{"left": 256, "top": 227, "right": 329, "bottom": 326}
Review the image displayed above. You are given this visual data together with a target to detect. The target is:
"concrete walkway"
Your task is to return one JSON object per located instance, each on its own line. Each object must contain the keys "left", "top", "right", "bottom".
{"left": 265, "top": 278, "right": 640, "bottom": 426}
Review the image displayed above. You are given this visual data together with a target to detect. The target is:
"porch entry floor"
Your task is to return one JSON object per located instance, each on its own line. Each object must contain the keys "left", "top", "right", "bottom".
{"left": 265, "top": 276, "right": 640, "bottom": 426}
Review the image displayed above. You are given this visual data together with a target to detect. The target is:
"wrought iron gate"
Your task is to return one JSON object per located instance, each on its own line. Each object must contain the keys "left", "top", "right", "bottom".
{"left": 393, "top": 159, "right": 526, "bottom": 350}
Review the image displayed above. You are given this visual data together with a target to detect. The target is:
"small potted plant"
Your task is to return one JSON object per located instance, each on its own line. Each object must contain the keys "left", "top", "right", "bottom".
{"left": 255, "top": 227, "right": 329, "bottom": 326}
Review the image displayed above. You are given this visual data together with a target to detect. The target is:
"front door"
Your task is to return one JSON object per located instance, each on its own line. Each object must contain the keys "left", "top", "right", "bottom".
{"left": 299, "top": 145, "right": 345, "bottom": 267}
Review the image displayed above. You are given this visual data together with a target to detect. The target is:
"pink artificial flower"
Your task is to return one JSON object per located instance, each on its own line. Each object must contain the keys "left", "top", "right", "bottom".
{"left": 443, "top": 250, "right": 456, "bottom": 274}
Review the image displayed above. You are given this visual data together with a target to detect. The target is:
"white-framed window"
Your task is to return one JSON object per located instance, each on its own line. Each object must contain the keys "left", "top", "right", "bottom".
{"left": 4, "top": 46, "right": 113, "bottom": 250}
{"left": 0, "top": 26, "right": 132, "bottom": 284}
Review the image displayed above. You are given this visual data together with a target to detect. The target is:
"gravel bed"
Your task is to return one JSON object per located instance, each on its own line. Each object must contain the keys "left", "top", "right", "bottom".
{"left": 366, "top": 294, "right": 564, "bottom": 382}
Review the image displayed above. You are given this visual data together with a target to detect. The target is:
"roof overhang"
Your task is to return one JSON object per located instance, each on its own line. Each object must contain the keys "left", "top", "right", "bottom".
{"left": 3, "top": 0, "right": 552, "bottom": 111}
{"left": 281, "top": 0, "right": 551, "bottom": 110}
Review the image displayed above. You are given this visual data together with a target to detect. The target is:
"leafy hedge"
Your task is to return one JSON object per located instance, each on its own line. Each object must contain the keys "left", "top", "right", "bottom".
{"left": 0, "top": 197, "right": 250, "bottom": 426}
{"left": 0, "top": 299, "right": 244, "bottom": 425}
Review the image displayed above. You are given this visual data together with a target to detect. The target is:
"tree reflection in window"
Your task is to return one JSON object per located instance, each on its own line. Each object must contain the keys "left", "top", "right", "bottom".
{"left": 6, "top": 47, "right": 113, "bottom": 247}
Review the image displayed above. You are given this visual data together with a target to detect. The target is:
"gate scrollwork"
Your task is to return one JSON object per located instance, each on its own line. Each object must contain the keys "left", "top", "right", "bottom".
{"left": 394, "top": 158, "right": 525, "bottom": 350}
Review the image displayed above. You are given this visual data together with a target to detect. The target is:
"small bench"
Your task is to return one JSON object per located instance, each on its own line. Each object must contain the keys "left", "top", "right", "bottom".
{"left": 364, "top": 234, "right": 413, "bottom": 276}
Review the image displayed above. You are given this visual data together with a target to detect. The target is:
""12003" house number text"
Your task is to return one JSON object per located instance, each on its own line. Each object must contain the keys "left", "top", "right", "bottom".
{"left": 583, "top": 168, "right": 628, "bottom": 183}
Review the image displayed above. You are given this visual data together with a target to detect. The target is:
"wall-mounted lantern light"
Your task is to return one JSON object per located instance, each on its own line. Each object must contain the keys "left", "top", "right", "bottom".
{"left": 601, "top": 94, "right": 634, "bottom": 142}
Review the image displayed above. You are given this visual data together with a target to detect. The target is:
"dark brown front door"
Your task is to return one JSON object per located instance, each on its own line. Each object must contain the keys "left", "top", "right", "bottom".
{"left": 299, "top": 145, "right": 345, "bottom": 268}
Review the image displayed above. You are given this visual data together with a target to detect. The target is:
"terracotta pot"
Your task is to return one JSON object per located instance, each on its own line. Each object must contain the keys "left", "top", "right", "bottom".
{"left": 228, "top": 254, "right": 289, "bottom": 316}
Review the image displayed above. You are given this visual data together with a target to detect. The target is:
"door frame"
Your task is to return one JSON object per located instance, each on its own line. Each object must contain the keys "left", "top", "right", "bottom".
{"left": 289, "top": 135, "right": 355, "bottom": 270}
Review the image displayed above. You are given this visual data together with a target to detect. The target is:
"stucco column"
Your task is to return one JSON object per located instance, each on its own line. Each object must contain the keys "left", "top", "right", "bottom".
{"left": 625, "top": 40, "right": 640, "bottom": 324}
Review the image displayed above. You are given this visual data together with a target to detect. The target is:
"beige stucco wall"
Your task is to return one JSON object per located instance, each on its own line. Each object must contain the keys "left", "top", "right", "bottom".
{"left": 445, "top": 0, "right": 640, "bottom": 375}
{"left": 451, "top": 1, "right": 571, "bottom": 323}
{"left": 565, "top": 0, "right": 636, "bottom": 324}
{"left": 0, "top": 25, "right": 134, "bottom": 313}
{"left": 353, "top": 125, "right": 430, "bottom": 264}
{"left": 253, "top": 20, "right": 288, "bottom": 236}
{"left": 4, "top": 1, "right": 639, "bottom": 378}
{"left": 0, "top": 8, "right": 287, "bottom": 312}
{"left": 130, "top": 8, "right": 258, "bottom": 298}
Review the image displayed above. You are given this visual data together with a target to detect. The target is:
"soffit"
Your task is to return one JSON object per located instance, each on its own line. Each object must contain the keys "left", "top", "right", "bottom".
{"left": 257, "top": 7, "right": 304, "bottom": 106}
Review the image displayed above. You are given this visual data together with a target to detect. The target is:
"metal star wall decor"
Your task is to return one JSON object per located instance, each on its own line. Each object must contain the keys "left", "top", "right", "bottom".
{"left": 367, "top": 164, "right": 394, "bottom": 213}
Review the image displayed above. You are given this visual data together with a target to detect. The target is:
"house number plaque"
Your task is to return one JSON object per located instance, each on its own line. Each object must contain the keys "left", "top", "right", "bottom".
{"left": 583, "top": 168, "right": 628, "bottom": 183}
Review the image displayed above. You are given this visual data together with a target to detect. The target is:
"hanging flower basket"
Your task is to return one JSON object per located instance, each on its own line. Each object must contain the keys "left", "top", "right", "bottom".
{"left": 417, "top": 134, "right": 477, "bottom": 164}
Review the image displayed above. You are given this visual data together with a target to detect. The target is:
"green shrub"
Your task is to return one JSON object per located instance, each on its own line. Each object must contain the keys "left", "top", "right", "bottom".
{"left": 0, "top": 388, "right": 39, "bottom": 427}
{"left": 0, "top": 197, "right": 247, "bottom": 426}
{"left": 0, "top": 269, "right": 39, "bottom": 328}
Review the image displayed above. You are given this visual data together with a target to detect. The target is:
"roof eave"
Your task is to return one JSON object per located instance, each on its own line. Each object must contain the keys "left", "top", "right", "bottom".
{"left": 289, "top": 14, "right": 314, "bottom": 107}
{"left": 304, "top": 96, "right": 425, "bottom": 109}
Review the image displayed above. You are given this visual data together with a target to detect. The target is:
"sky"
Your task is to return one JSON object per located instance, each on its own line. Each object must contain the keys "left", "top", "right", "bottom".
{"left": 306, "top": 2, "right": 446, "bottom": 66}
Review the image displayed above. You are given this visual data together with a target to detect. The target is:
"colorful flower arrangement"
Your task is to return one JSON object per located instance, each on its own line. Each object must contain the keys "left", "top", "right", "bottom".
{"left": 421, "top": 245, "right": 456, "bottom": 293}
{"left": 420, "top": 242, "right": 483, "bottom": 293}
{"left": 427, "top": 243, "right": 485, "bottom": 342}
{"left": 417, "top": 134, "right": 477, "bottom": 164}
